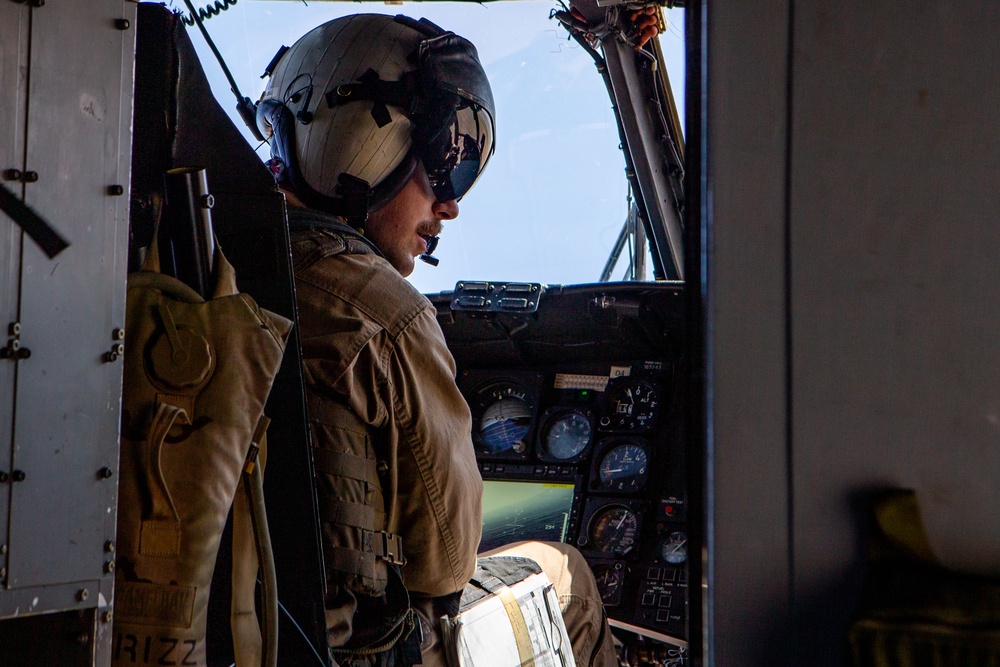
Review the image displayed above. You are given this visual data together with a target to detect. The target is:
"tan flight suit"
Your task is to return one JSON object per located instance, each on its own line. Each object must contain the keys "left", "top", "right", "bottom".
{"left": 289, "top": 208, "right": 616, "bottom": 667}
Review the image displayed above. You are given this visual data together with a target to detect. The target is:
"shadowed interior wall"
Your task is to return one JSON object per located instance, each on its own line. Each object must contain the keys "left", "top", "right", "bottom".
{"left": 707, "top": 2, "right": 1000, "bottom": 665}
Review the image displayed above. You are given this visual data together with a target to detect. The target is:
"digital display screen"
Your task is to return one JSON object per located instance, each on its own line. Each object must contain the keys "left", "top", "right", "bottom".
{"left": 479, "top": 480, "right": 576, "bottom": 552}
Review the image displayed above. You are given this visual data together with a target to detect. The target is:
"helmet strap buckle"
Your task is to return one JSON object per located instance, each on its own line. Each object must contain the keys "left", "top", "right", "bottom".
{"left": 336, "top": 174, "right": 371, "bottom": 227}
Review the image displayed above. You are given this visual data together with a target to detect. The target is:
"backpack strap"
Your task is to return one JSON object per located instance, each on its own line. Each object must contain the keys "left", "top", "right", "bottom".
{"left": 231, "top": 416, "right": 277, "bottom": 667}
{"left": 138, "top": 402, "right": 188, "bottom": 558}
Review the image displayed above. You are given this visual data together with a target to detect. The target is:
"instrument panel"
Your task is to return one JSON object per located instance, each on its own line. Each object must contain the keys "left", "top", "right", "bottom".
{"left": 458, "top": 360, "right": 687, "bottom": 641}
{"left": 436, "top": 281, "right": 687, "bottom": 643}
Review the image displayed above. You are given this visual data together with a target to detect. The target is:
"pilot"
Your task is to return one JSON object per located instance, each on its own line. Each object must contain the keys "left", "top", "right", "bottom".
{"left": 256, "top": 14, "right": 616, "bottom": 666}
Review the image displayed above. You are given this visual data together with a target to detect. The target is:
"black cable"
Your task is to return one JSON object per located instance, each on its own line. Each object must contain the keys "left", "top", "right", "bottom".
{"left": 180, "top": 0, "right": 238, "bottom": 26}
{"left": 182, "top": 0, "right": 265, "bottom": 141}
{"left": 182, "top": 0, "right": 240, "bottom": 96}
{"left": 275, "top": 595, "right": 328, "bottom": 667}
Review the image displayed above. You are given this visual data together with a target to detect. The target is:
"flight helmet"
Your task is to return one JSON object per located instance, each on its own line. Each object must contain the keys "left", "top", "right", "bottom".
{"left": 257, "top": 14, "right": 496, "bottom": 224}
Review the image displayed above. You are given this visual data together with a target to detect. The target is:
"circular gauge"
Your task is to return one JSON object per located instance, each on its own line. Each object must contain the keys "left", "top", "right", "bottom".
{"left": 601, "top": 379, "right": 660, "bottom": 431}
{"left": 478, "top": 397, "right": 531, "bottom": 454}
{"left": 587, "top": 505, "right": 639, "bottom": 555}
{"left": 592, "top": 562, "right": 626, "bottom": 606}
{"left": 472, "top": 382, "right": 534, "bottom": 455}
{"left": 598, "top": 442, "right": 649, "bottom": 492}
{"left": 660, "top": 531, "right": 688, "bottom": 565}
{"left": 540, "top": 410, "right": 593, "bottom": 460}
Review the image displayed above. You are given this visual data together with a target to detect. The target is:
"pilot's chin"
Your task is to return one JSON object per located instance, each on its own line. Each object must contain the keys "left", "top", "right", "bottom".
{"left": 396, "top": 257, "right": 416, "bottom": 277}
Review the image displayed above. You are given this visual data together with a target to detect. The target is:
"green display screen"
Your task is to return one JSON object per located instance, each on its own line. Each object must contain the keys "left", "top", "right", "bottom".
{"left": 479, "top": 479, "right": 576, "bottom": 552}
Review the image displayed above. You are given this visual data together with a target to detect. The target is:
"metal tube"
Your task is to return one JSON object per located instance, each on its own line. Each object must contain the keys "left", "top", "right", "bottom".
{"left": 159, "top": 168, "right": 216, "bottom": 298}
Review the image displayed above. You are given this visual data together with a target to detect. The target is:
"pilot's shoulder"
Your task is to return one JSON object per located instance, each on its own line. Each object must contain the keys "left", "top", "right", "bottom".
{"left": 292, "top": 231, "right": 430, "bottom": 337}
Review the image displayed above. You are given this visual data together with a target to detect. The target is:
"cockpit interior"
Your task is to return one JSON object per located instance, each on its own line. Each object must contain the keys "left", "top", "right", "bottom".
{"left": 7, "top": 2, "right": 999, "bottom": 667}
{"left": 0, "top": 0, "right": 693, "bottom": 665}
{"left": 442, "top": 281, "right": 688, "bottom": 646}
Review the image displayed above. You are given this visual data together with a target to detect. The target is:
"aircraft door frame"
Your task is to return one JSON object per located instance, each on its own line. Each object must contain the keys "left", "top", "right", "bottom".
{"left": 0, "top": 0, "right": 30, "bottom": 622}
{"left": 0, "top": 2, "right": 136, "bottom": 665}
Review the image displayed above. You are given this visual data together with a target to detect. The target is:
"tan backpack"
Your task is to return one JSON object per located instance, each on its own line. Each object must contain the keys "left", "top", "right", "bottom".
{"left": 113, "top": 243, "right": 291, "bottom": 667}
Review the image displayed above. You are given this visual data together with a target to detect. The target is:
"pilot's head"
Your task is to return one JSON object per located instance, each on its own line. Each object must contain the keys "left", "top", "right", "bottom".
{"left": 257, "top": 14, "right": 496, "bottom": 276}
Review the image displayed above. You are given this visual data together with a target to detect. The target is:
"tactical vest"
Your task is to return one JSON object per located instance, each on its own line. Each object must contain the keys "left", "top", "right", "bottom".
{"left": 289, "top": 215, "right": 415, "bottom": 661}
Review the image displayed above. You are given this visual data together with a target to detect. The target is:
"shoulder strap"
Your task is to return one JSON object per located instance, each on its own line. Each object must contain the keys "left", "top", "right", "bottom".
{"left": 287, "top": 208, "right": 384, "bottom": 257}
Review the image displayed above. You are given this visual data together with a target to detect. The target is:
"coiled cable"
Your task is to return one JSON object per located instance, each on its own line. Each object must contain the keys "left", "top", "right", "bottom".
{"left": 181, "top": 0, "right": 238, "bottom": 26}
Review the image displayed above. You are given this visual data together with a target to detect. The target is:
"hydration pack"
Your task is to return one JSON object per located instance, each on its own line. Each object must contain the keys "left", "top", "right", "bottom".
{"left": 113, "top": 242, "right": 291, "bottom": 667}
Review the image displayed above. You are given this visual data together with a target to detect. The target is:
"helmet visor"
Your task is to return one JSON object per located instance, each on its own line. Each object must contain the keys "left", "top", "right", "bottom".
{"left": 421, "top": 101, "right": 495, "bottom": 202}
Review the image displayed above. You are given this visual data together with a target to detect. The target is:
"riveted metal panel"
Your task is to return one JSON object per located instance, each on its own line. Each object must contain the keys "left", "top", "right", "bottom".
{"left": 1, "top": 0, "right": 134, "bottom": 635}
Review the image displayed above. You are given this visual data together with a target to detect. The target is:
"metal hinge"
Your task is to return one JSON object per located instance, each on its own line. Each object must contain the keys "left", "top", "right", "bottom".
{"left": 1, "top": 322, "right": 29, "bottom": 360}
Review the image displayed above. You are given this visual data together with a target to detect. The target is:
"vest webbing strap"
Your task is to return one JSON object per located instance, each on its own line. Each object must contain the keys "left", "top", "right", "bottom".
{"left": 328, "top": 545, "right": 376, "bottom": 579}
{"left": 312, "top": 447, "right": 378, "bottom": 482}
{"left": 306, "top": 391, "right": 363, "bottom": 423}
{"left": 319, "top": 496, "right": 383, "bottom": 529}
{"left": 327, "top": 529, "right": 406, "bottom": 576}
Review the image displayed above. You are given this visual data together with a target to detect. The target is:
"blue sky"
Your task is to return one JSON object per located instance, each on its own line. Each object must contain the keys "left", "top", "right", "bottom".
{"left": 176, "top": 0, "right": 685, "bottom": 293}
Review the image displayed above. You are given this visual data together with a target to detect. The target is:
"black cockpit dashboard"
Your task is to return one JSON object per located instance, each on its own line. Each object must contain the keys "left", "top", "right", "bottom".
{"left": 431, "top": 280, "right": 688, "bottom": 645}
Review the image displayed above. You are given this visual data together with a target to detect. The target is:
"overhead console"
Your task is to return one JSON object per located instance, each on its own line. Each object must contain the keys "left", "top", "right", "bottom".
{"left": 430, "top": 281, "right": 688, "bottom": 645}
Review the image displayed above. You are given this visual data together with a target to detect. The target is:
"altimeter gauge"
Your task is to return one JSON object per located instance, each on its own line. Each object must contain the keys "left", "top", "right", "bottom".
{"left": 601, "top": 379, "right": 661, "bottom": 432}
